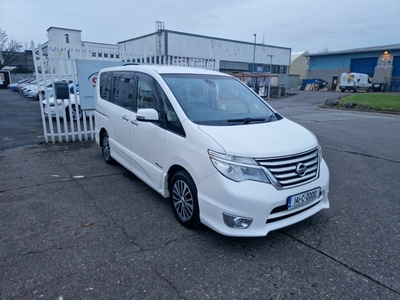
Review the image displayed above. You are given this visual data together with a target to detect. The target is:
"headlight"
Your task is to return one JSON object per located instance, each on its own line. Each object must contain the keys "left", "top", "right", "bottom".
{"left": 208, "top": 150, "right": 270, "bottom": 183}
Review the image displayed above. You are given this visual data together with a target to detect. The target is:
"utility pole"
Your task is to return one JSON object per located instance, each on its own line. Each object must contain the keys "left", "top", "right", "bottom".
{"left": 252, "top": 34, "right": 256, "bottom": 73}
{"left": 267, "top": 55, "right": 274, "bottom": 99}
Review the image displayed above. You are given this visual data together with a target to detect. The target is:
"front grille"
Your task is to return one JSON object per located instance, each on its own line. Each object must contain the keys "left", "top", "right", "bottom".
{"left": 256, "top": 148, "right": 319, "bottom": 189}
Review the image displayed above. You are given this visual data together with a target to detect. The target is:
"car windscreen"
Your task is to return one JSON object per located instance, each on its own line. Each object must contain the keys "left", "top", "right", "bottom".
{"left": 161, "top": 74, "right": 278, "bottom": 126}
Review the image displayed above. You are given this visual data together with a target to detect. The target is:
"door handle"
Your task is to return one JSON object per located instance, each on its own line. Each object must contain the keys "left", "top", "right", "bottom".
{"left": 122, "top": 115, "right": 129, "bottom": 121}
{"left": 131, "top": 119, "right": 139, "bottom": 126}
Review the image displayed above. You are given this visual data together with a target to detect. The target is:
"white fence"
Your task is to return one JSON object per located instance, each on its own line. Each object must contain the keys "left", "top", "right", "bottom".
{"left": 32, "top": 42, "right": 219, "bottom": 144}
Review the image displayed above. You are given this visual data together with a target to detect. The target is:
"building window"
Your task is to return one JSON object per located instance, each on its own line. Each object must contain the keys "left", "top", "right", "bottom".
{"left": 65, "top": 34, "right": 69, "bottom": 43}
{"left": 116, "top": 54, "right": 120, "bottom": 59}
{"left": 98, "top": 53, "right": 102, "bottom": 57}
{"left": 67, "top": 50, "right": 70, "bottom": 59}
{"left": 110, "top": 54, "right": 114, "bottom": 58}
{"left": 92, "top": 52, "right": 96, "bottom": 57}
{"left": 104, "top": 53, "right": 108, "bottom": 58}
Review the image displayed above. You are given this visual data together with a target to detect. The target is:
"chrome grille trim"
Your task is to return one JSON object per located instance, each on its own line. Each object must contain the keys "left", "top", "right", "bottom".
{"left": 256, "top": 148, "right": 320, "bottom": 189}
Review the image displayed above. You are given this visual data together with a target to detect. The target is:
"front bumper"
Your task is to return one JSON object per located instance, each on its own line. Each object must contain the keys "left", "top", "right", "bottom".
{"left": 197, "top": 159, "right": 330, "bottom": 237}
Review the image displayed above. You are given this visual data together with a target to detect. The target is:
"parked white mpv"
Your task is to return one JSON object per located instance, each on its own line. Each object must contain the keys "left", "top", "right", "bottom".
{"left": 94, "top": 65, "right": 330, "bottom": 237}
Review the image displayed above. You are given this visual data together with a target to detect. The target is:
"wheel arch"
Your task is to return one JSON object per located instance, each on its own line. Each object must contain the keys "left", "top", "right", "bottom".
{"left": 165, "top": 164, "right": 192, "bottom": 198}
{"left": 99, "top": 128, "right": 108, "bottom": 146}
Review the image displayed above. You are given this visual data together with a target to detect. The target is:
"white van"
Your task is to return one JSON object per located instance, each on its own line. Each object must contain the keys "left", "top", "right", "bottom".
{"left": 94, "top": 65, "right": 330, "bottom": 237}
{"left": 339, "top": 72, "right": 371, "bottom": 92}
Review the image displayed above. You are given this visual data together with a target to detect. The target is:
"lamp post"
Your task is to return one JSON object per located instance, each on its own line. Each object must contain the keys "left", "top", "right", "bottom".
{"left": 252, "top": 34, "right": 256, "bottom": 73}
{"left": 267, "top": 54, "right": 274, "bottom": 99}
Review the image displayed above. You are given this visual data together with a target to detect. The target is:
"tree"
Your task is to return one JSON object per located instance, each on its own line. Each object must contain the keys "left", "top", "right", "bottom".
{"left": 0, "top": 28, "right": 23, "bottom": 70}
{"left": 319, "top": 47, "right": 329, "bottom": 53}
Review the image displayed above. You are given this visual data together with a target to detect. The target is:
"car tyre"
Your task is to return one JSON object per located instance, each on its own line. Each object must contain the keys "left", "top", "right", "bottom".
{"left": 66, "top": 105, "right": 82, "bottom": 121}
{"left": 101, "top": 131, "right": 114, "bottom": 164}
{"left": 169, "top": 171, "right": 200, "bottom": 229}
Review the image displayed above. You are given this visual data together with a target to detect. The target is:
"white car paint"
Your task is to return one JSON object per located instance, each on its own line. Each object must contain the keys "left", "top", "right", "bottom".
{"left": 42, "top": 93, "right": 81, "bottom": 121}
{"left": 94, "top": 65, "right": 330, "bottom": 237}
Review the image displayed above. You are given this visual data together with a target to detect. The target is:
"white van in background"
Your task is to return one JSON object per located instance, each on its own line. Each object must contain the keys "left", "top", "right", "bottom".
{"left": 339, "top": 72, "right": 372, "bottom": 92}
{"left": 94, "top": 64, "right": 330, "bottom": 237}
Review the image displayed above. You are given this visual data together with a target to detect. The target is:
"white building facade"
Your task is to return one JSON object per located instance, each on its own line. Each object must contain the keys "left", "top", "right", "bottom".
{"left": 41, "top": 27, "right": 119, "bottom": 61}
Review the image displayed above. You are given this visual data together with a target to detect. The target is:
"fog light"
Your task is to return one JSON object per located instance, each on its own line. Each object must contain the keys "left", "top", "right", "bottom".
{"left": 223, "top": 213, "right": 253, "bottom": 229}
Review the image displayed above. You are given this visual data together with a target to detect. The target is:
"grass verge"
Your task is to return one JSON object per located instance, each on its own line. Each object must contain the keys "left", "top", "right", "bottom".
{"left": 339, "top": 94, "right": 400, "bottom": 111}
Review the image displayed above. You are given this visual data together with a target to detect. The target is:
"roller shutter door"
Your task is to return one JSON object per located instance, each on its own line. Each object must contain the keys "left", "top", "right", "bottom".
{"left": 392, "top": 56, "right": 400, "bottom": 90}
{"left": 350, "top": 57, "right": 377, "bottom": 77}
{"left": 392, "top": 56, "right": 400, "bottom": 76}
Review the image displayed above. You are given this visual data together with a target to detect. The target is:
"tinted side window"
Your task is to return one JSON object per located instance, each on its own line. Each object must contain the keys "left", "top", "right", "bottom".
{"left": 113, "top": 73, "right": 135, "bottom": 110}
{"left": 99, "top": 72, "right": 112, "bottom": 101}
{"left": 135, "top": 73, "right": 160, "bottom": 111}
{"left": 157, "top": 83, "right": 185, "bottom": 137}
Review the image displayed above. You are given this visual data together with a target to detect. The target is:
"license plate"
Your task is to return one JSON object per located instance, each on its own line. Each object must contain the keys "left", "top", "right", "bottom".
{"left": 287, "top": 187, "right": 321, "bottom": 210}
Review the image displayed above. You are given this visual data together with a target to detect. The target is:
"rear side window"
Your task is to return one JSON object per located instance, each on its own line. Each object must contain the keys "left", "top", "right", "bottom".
{"left": 99, "top": 72, "right": 112, "bottom": 101}
{"left": 113, "top": 74, "right": 135, "bottom": 110}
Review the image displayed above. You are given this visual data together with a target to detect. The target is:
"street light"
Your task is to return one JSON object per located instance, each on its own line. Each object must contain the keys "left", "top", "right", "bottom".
{"left": 252, "top": 34, "right": 256, "bottom": 73}
{"left": 267, "top": 55, "right": 274, "bottom": 99}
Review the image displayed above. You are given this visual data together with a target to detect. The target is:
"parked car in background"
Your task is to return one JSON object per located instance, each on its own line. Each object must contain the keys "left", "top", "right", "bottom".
{"left": 15, "top": 78, "right": 36, "bottom": 92}
{"left": 8, "top": 78, "right": 32, "bottom": 91}
{"left": 372, "top": 82, "right": 386, "bottom": 92}
{"left": 23, "top": 79, "right": 73, "bottom": 100}
{"left": 24, "top": 79, "right": 52, "bottom": 100}
{"left": 42, "top": 83, "right": 81, "bottom": 121}
{"left": 20, "top": 79, "right": 38, "bottom": 95}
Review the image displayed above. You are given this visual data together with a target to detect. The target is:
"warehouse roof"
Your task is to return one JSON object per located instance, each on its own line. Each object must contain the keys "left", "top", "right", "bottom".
{"left": 308, "top": 44, "right": 400, "bottom": 57}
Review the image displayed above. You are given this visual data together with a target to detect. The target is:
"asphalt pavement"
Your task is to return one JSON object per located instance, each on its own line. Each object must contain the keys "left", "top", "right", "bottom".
{"left": 1, "top": 88, "right": 399, "bottom": 299}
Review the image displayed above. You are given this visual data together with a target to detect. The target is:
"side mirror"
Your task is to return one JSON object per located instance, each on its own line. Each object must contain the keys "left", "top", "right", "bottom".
{"left": 136, "top": 108, "right": 159, "bottom": 122}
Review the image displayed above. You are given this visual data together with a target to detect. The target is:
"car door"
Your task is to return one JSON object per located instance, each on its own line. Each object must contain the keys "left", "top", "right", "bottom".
{"left": 107, "top": 71, "right": 136, "bottom": 170}
{"left": 129, "top": 72, "right": 166, "bottom": 192}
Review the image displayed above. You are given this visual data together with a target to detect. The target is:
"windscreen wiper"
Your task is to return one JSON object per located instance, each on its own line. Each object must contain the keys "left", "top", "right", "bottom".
{"left": 227, "top": 117, "right": 266, "bottom": 125}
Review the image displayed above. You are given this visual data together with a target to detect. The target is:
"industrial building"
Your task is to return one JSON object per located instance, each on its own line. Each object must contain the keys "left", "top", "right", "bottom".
{"left": 307, "top": 44, "right": 400, "bottom": 91}
{"left": 30, "top": 26, "right": 400, "bottom": 92}
{"left": 118, "top": 22, "right": 291, "bottom": 75}
{"left": 36, "top": 25, "right": 292, "bottom": 87}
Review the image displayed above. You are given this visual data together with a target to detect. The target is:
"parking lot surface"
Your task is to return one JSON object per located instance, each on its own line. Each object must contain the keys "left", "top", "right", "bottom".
{"left": 1, "top": 89, "right": 400, "bottom": 299}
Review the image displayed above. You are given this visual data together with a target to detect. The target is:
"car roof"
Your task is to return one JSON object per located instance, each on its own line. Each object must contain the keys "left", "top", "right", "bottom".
{"left": 100, "top": 64, "right": 229, "bottom": 77}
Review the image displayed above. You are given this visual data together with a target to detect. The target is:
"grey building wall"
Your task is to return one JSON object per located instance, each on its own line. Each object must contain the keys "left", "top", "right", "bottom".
{"left": 279, "top": 74, "right": 299, "bottom": 89}
{"left": 373, "top": 66, "right": 394, "bottom": 82}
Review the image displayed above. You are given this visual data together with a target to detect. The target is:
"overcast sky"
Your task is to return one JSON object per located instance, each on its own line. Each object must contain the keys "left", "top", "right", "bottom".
{"left": 1, "top": 0, "right": 399, "bottom": 54}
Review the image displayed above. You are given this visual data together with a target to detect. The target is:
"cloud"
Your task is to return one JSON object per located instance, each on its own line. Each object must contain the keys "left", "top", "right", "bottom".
{"left": 1, "top": 0, "right": 398, "bottom": 53}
